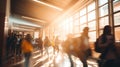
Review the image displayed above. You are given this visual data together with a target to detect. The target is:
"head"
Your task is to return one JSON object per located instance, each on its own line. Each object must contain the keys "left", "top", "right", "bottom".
{"left": 25, "top": 34, "right": 32, "bottom": 43}
{"left": 83, "top": 27, "right": 89, "bottom": 35}
{"left": 103, "top": 25, "right": 111, "bottom": 35}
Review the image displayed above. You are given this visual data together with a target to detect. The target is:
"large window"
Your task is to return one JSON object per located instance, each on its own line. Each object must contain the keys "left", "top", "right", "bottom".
{"left": 89, "top": 31, "right": 96, "bottom": 42}
{"left": 88, "top": 21, "right": 96, "bottom": 30}
{"left": 74, "top": 26, "right": 80, "bottom": 34}
{"left": 88, "top": 11, "right": 96, "bottom": 21}
{"left": 88, "top": 2, "right": 95, "bottom": 12}
{"left": 113, "top": 0, "right": 120, "bottom": 12}
{"left": 80, "top": 15, "right": 87, "bottom": 24}
{"left": 73, "top": 12, "right": 80, "bottom": 34}
{"left": 73, "top": 19, "right": 80, "bottom": 33}
{"left": 115, "top": 27, "right": 120, "bottom": 42}
{"left": 80, "top": 8, "right": 86, "bottom": 16}
{"left": 87, "top": 2, "right": 96, "bottom": 42}
{"left": 73, "top": 12, "right": 80, "bottom": 19}
{"left": 44, "top": 0, "right": 120, "bottom": 42}
{"left": 114, "top": 12, "right": 120, "bottom": 25}
{"left": 99, "top": 4, "right": 108, "bottom": 17}
{"left": 99, "top": 16, "right": 109, "bottom": 28}
{"left": 98, "top": 0, "right": 108, "bottom": 6}
{"left": 113, "top": 0, "right": 120, "bottom": 42}
{"left": 68, "top": 17, "right": 74, "bottom": 34}
{"left": 34, "top": 32, "right": 39, "bottom": 39}
{"left": 98, "top": 0, "right": 109, "bottom": 31}
{"left": 74, "top": 19, "right": 80, "bottom": 26}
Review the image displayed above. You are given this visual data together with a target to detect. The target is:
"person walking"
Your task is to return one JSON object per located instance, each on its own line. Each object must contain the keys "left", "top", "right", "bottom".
{"left": 78, "top": 27, "right": 91, "bottom": 67}
{"left": 43, "top": 36, "right": 51, "bottom": 58}
{"left": 96, "top": 25, "right": 119, "bottom": 67}
{"left": 21, "top": 34, "right": 33, "bottom": 67}
{"left": 37, "top": 36, "right": 43, "bottom": 55}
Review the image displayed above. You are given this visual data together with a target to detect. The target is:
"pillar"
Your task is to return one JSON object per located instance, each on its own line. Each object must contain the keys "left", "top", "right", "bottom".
{"left": 0, "top": 0, "right": 10, "bottom": 66}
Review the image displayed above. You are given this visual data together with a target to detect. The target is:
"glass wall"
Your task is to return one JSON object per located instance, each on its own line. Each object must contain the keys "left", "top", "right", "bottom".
{"left": 114, "top": 12, "right": 120, "bottom": 25}
{"left": 98, "top": 0, "right": 108, "bottom": 6}
{"left": 43, "top": 0, "right": 120, "bottom": 42}
{"left": 87, "top": 2, "right": 96, "bottom": 42}
{"left": 80, "top": 7, "right": 87, "bottom": 33}
{"left": 113, "top": 0, "right": 120, "bottom": 42}
{"left": 99, "top": 16, "right": 109, "bottom": 28}
{"left": 115, "top": 27, "right": 120, "bottom": 42}
{"left": 113, "top": 0, "right": 120, "bottom": 12}
{"left": 98, "top": 0, "right": 109, "bottom": 30}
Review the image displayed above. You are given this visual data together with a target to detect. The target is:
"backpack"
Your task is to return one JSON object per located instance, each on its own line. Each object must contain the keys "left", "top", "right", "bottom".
{"left": 94, "top": 38, "right": 103, "bottom": 53}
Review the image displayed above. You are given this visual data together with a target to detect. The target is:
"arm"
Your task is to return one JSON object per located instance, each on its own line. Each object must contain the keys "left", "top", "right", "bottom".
{"left": 98, "top": 35, "right": 114, "bottom": 48}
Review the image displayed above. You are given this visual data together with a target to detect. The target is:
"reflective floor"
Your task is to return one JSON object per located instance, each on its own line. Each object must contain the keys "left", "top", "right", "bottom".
{"left": 8, "top": 46, "right": 99, "bottom": 67}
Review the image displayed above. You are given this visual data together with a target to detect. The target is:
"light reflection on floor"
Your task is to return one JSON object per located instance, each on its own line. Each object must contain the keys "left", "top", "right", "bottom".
{"left": 32, "top": 46, "right": 98, "bottom": 67}
{"left": 12, "top": 46, "right": 99, "bottom": 67}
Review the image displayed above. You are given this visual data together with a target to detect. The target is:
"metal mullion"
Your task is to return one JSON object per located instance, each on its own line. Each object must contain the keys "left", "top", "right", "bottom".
{"left": 114, "top": 10, "right": 120, "bottom": 14}
{"left": 109, "top": 0, "right": 115, "bottom": 40}
{"left": 114, "top": 25, "right": 120, "bottom": 27}
{"left": 95, "top": 0, "right": 99, "bottom": 38}
{"left": 88, "top": 19, "right": 96, "bottom": 23}
{"left": 98, "top": 3, "right": 108, "bottom": 7}
{"left": 98, "top": 1, "right": 108, "bottom": 7}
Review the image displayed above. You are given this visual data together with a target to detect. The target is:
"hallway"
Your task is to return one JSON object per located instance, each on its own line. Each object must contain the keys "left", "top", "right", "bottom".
{"left": 7, "top": 46, "right": 98, "bottom": 67}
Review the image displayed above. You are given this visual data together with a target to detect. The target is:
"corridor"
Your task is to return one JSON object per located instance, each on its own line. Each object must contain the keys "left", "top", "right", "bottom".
{"left": 0, "top": 0, "right": 120, "bottom": 67}
{"left": 7, "top": 46, "right": 98, "bottom": 67}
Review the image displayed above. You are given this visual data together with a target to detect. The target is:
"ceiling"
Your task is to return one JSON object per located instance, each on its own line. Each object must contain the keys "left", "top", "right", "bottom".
{"left": 10, "top": 0, "right": 79, "bottom": 31}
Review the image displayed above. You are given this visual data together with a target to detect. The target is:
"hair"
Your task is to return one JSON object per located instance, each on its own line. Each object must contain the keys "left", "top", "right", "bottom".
{"left": 103, "top": 25, "right": 111, "bottom": 35}
{"left": 83, "top": 27, "right": 89, "bottom": 32}
{"left": 82, "top": 27, "right": 89, "bottom": 37}
{"left": 25, "top": 34, "right": 32, "bottom": 43}
{"left": 102, "top": 25, "right": 112, "bottom": 43}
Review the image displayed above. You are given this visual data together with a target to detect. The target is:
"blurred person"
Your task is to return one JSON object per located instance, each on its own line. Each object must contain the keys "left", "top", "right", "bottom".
{"left": 62, "top": 34, "right": 74, "bottom": 67}
{"left": 16, "top": 35, "right": 23, "bottom": 56}
{"left": 78, "top": 27, "right": 91, "bottom": 67}
{"left": 37, "top": 36, "right": 43, "bottom": 49}
{"left": 43, "top": 36, "right": 51, "bottom": 58}
{"left": 63, "top": 34, "right": 74, "bottom": 54}
{"left": 54, "top": 36, "right": 61, "bottom": 52}
{"left": 36, "top": 36, "right": 43, "bottom": 55}
{"left": 6, "top": 32, "right": 13, "bottom": 58}
{"left": 10, "top": 33, "right": 17, "bottom": 56}
{"left": 21, "top": 34, "right": 33, "bottom": 67}
{"left": 50, "top": 36, "right": 56, "bottom": 54}
{"left": 97, "top": 25, "right": 120, "bottom": 67}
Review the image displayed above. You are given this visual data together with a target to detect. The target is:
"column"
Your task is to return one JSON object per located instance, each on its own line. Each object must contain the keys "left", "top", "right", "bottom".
{"left": 0, "top": 0, "right": 10, "bottom": 66}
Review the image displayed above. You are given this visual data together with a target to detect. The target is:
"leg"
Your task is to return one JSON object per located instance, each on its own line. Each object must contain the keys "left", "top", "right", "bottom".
{"left": 24, "top": 52, "right": 31, "bottom": 67}
{"left": 68, "top": 54, "right": 74, "bottom": 67}
{"left": 78, "top": 52, "right": 88, "bottom": 67}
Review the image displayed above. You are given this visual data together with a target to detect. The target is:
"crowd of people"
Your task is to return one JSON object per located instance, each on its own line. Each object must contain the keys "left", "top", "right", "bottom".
{"left": 6, "top": 25, "right": 120, "bottom": 67}
{"left": 6, "top": 32, "right": 61, "bottom": 67}
{"left": 6, "top": 33, "right": 23, "bottom": 58}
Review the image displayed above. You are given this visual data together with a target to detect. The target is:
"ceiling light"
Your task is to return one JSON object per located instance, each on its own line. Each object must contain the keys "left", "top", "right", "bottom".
{"left": 9, "top": 16, "right": 41, "bottom": 27}
{"left": 21, "top": 16, "right": 45, "bottom": 23}
{"left": 33, "top": 0, "right": 63, "bottom": 11}
{"left": 13, "top": 27, "right": 34, "bottom": 31}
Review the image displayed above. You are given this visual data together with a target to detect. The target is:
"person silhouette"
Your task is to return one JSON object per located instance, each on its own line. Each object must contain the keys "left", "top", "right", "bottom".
{"left": 78, "top": 27, "right": 91, "bottom": 67}
{"left": 21, "top": 34, "right": 33, "bottom": 67}
{"left": 97, "top": 25, "right": 119, "bottom": 67}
